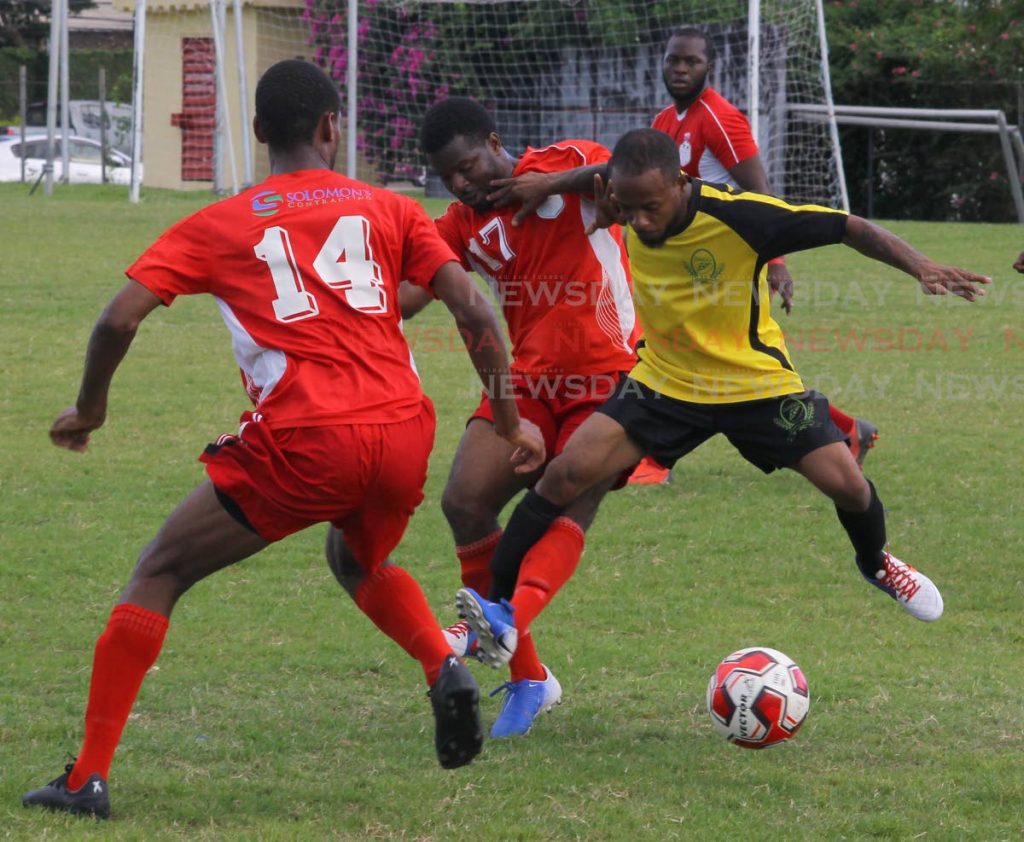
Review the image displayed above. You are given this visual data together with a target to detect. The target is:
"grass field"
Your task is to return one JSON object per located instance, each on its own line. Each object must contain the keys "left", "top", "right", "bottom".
{"left": 1, "top": 181, "right": 1022, "bottom": 840}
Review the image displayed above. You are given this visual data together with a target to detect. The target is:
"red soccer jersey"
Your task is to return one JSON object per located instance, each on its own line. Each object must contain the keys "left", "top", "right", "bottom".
{"left": 434, "top": 140, "right": 638, "bottom": 377}
{"left": 651, "top": 87, "right": 760, "bottom": 187}
{"left": 127, "top": 170, "right": 455, "bottom": 428}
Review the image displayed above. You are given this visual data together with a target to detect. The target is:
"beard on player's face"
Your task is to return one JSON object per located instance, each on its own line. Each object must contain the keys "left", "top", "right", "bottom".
{"left": 663, "top": 64, "right": 709, "bottom": 107}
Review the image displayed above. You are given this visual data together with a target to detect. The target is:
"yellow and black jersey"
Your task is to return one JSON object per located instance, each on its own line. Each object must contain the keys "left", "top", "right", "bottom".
{"left": 628, "top": 180, "right": 848, "bottom": 404}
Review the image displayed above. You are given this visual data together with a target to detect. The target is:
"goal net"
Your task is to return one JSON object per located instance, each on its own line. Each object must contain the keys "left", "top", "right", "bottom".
{"left": 134, "top": 0, "right": 845, "bottom": 207}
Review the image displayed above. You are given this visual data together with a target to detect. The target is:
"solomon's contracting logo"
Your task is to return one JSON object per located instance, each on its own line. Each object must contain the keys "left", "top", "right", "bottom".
{"left": 251, "top": 190, "right": 283, "bottom": 216}
{"left": 685, "top": 248, "right": 724, "bottom": 283}
{"left": 773, "top": 395, "right": 816, "bottom": 441}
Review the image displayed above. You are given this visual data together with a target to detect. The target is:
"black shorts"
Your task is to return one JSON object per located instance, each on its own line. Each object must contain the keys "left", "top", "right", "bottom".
{"left": 597, "top": 377, "right": 847, "bottom": 474}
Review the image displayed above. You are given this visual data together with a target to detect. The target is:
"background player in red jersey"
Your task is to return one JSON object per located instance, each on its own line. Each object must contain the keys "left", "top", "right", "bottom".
{"left": 381, "top": 98, "right": 640, "bottom": 739}
{"left": 23, "top": 60, "right": 544, "bottom": 819}
{"left": 651, "top": 26, "right": 878, "bottom": 474}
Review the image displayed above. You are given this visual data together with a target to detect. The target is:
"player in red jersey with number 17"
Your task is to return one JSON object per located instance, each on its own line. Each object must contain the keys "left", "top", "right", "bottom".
{"left": 375, "top": 98, "right": 639, "bottom": 739}
{"left": 22, "top": 60, "right": 544, "bottom": 820}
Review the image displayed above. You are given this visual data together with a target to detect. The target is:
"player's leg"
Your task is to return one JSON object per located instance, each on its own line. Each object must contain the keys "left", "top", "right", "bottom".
{"left": 794, "top": 443, "right": 942, "bottom": 622}
{"left": 485, "top": 479, "right": 617, "bottom": 738}
{"left": 442, "top": 416, "right": 542, "bottom": 594}
{"left": 459, "top": 411, "right": 644, "bottom": 669}
{"left": 504, "top": 389, "right": 624, "bottom": 675}
{"left": 23, "top": 481, "right": 269, "bottom": 817}
{"left": 723, "top": 390, "right": 940, "bottom": 622}
{"left": 333, "top": 402, "right": 483, "bottom": 768}
{"left": 438, "top": 401, "right": 551, "bottom": 664}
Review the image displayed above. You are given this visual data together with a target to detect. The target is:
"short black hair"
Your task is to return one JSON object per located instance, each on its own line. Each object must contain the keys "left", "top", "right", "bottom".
{"left": 610, "top": 129, "right": 681, "bottom": 184}
{"left": 255, "top": 60, "right": 341, "bottom": 150}
{"left": 668, "top": 26, "right": 715, "bottom": 63}
{"left": 420, "top": 97, "right": 496, "bottom": 155}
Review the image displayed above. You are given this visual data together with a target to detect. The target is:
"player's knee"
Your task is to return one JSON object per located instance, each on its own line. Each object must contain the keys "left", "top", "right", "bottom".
{"left": 131, "top": 539, "right": 195, "bottom": 597}
{"left": 539, "top": 456, "right": 591, "bottom": 505}
{"left": 832, "top": 472, "right": 871, "bottom": 511}
{"left": 440, "top": 485, "right": 491, "bottom": 535}
{"left": 325, "top": 529, "right": 364, "bottom": 598}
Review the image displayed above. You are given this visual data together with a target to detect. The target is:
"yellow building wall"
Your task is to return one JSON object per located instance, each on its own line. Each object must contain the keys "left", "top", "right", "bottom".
{"left": 114, "top": 0, "right": 374, "bottom": 191}
{"left": 129, "top": 1, "right": 307, "bottom": 191}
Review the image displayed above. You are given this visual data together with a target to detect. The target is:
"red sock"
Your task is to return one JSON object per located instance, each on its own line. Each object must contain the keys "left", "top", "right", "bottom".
{"left": 459, "top": 529, "right": 545, "bottom": 682}
{"left": 354, "top": 565, "right": 452, "bottom": 686}
{"left": 510, "top": 517, "right": 585, "bottom": 633}
{"left": 508, "top": 631, "right": 545, "bottom": 683}
{"left": 455, "top": 529, "right": 502, "bottom": 593}
{"left": 68, "top": 603, "right": 169, "bottom": 790}
{"left": 829, "top": 405, "right": 855, "bottom": 435}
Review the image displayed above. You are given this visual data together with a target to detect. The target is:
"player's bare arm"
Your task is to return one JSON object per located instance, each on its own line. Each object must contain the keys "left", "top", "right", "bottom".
{"left": 50, "top": 280, "right": 163, "bottom": 453}
{"left": 843, "top": 216, "right": 992, "bottom": 301}
{"left": 398, "top": 280, "right": 434, "bottom": 320}
{"left": 488, "top": 163, "right": 607, "bottom": 226}
{"left": 1013, "top": 250, "right": 1024, "bottom": 273}
{"left": 430, "top": 260, "right": 546, "bottom": 472}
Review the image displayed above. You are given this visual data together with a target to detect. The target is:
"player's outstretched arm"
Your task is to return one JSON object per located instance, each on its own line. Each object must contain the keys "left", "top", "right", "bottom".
{"left": 487, "top": 163, "right": 608, "bottom": 226}
{"left": 50, "top": 280, "right": 163, "bottom": 452}
{"left": 430, "top": 261, "right": 545, "bottom": 473}
{"left": 842, "top": 216, "right": 991, "bottom": 301}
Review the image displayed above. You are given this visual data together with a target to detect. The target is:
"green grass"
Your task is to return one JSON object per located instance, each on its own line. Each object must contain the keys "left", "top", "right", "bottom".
{"left": 1, "top": 182, "right": 1022, "bottom": 840}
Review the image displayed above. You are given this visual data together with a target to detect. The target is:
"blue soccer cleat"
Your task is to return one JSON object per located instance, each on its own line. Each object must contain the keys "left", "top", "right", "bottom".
{"left": 489, "top": 666, "right": 563, "bottom": 738}
{"left": 455, "top": 587, "right": 518, "bottom": 668}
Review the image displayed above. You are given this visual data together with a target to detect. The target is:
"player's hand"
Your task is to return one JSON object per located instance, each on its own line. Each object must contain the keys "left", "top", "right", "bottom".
{"left": 50, "top": 406, "right": 105, "bottom": 453}
{"left": 1013, "top": 251, "right": 1024, "bottom": 273}
{"left": 486, "top": 172, "right": 553, "bottom": 226}
{"left": 584, "top": 173, "right": 626, "bottom": 236}
{"left": 767, "top": 263, "right": 795, "bottom": 314}
{"left": 915, "top": 262, "right": 991, "bottom": 302}
{"left": 505, "top": 418, "right": 546, "bottom": 474}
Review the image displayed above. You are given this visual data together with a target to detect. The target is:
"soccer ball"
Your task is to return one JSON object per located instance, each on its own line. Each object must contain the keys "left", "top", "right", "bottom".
{"left": 706, "top": 647, "right": 810, "bottom": 749}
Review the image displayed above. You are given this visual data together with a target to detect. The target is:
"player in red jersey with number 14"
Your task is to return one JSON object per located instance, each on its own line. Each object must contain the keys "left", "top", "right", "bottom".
{"left": 23, "top": 60, "right": 544, "bottom": 820}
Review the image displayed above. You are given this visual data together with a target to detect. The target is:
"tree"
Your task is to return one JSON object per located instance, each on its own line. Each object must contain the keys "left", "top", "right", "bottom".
{"left": 0, "top": 0, "right": 97, "bottom": 49}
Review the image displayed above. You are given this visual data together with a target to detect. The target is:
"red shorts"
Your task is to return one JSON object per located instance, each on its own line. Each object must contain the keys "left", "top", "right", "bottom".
{"left": 201, "top": 399, "right": 436, "bottom": 570}
{"left": 470, "top": 371, "right": 627, "bottom": 461}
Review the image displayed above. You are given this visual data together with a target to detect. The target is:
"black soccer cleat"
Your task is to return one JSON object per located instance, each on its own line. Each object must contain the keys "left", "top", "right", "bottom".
{"left": 22, "top": 763, "right": 110, "bottom": 819}
{"left": 429, "top": 655, "right": 483, "bottom": 769}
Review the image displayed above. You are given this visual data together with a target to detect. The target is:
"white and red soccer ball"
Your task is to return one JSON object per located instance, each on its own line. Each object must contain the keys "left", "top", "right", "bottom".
{"left": 706, "top": 647, "right": 810, "bottom": 749}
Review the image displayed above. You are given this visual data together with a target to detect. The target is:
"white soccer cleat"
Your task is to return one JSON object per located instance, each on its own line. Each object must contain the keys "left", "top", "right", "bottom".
{"left": 441, "top": 620, "right": 478, "bottom": 659}
{"left": 868, "top": 551, "right": 944, "bottom": 622}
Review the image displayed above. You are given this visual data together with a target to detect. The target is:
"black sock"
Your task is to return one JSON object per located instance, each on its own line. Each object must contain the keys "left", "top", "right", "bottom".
{"left": 488, "top": 489, "right": 565, "bottom": 601}
{"left": 835, "top": 479, "right": 887, "bottom": 579}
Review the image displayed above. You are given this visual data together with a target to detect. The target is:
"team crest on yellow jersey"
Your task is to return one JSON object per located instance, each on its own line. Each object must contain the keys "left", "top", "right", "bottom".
{"left": 685, "top": 248, "right": 725, "bottom": 283}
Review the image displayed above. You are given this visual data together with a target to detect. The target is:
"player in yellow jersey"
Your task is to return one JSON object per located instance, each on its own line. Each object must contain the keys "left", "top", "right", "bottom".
{"left": 458, "top": 129, "right": 991, "bottom": 665}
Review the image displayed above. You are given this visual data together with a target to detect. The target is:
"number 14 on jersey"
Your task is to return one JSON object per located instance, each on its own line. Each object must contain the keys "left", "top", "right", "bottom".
{"left": 254, "top": 215, "right": 387, "bottom": 323}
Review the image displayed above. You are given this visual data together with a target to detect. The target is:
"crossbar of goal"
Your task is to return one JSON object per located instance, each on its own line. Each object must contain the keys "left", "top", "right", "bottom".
{"left": 791, "top": 104, "right": 1011, "bottom": 121}
{"left": 792, "top": 104, "right": 1024, "bottom": 223}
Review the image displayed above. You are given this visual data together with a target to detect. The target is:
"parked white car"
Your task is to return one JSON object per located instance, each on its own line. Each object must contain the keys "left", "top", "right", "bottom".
{"left": 0, "top": 133, "right": 139, "bottom": 185}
